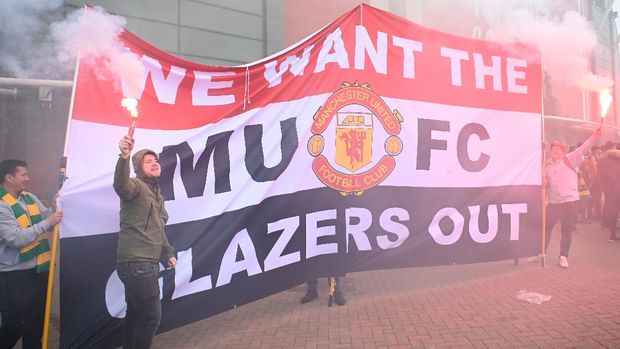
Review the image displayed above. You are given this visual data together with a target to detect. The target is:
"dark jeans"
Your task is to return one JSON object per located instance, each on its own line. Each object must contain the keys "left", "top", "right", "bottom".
{"left": 608, "top": 198, "right": 620, "bottom": 240}
{"left": 589, "top": 183, "right": 602, "bottom": 219}
{"left": 546, "top": 201, "right": 579, "bottom": 257}
{"left": 602, "top": 189, "right": 613, "bottom": 227}
{"left": 0, "top": 269, "right": 48, "bottom": 349}
{"left": 307, "top": 277, "right": 342, "bottom": 294}
{"left": 117, "top": 261, "right": 161, "bottom": 349}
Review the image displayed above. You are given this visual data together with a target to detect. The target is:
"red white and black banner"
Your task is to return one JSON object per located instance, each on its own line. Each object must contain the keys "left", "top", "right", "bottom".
{"left": 59, "top": 5, "right": 542, "bottom": 348}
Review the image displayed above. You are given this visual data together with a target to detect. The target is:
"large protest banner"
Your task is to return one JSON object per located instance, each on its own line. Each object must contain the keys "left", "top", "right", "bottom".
{"left": 58, "top": 4, "right": 542, "bottom": 348}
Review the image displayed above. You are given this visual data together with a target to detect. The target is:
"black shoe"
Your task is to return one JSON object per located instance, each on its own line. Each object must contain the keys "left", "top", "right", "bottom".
{"left": 334, "top": 291, "right": 346, "bottom": 306}
{"left": 300, "top": 291, "right": 318, "bottom": 304}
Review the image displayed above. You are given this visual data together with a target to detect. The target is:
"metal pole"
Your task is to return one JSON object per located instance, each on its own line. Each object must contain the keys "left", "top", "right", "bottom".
{"left": 0, "top": 77, "right": 72, "bottom": 88}
{"left": 541, "top": 62, "right": 548, "bottom": 268}
{"left": 610, "top": 4, "right": 619, "bottom": 127}
{"left": 0, "top": 88, "right": 17, "bottom": 98}
{"left": 578, "top": 0, "right": 589, "bottom": 121}
{"left": 41, "top": 58, "right": 80, "bottom": 349}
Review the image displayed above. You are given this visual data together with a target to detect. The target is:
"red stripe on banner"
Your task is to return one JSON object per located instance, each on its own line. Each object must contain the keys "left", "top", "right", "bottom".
{"left": 71, "top": 5, "right": 541, "bottom": 131}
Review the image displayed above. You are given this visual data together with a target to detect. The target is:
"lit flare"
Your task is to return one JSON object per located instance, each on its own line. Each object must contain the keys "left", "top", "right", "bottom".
{"left": 121, "top": 97, "right": 139, "bottom": 136}
{"left": 599, "top": 90, "right": 612, "bottom": 120}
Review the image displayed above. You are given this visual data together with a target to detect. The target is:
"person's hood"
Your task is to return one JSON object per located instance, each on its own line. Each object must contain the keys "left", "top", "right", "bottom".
{"left": 131, "top": 149, "right": 159, "bottom": 179}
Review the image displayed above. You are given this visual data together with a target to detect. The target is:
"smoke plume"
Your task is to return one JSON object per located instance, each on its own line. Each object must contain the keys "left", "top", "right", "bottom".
{"left": 0, "top": 0, "right": 144, "bottom": 96}
{"left": 51, "top": 6, "right": 144, "bottom": 96}
{"left": 465, "top": 0, "right": 613, "bottom": 92}
{"left": 501, "top": 7, "right": 613, "bottom": 92}
{"left": 0, "top": 0, "right": 67, "bottom": 79}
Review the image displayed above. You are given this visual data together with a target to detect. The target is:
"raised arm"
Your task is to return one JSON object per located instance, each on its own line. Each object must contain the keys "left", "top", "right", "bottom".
{"left": 566, "top": 126, "right": 602, "bottom": 167}
{"left": 113, "top": 135, "right": 139, "bottom": 200}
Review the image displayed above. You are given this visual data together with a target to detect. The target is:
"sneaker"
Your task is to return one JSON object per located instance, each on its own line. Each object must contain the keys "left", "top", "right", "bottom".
{"left": 559, "top": 256, "right": 569, "bottom": 268}
{"left": 300, "top": 290, "right": 318, "bottom": 304}
{"left": 527, "top": 255, "right": 542, "bottom": 263}
{"left": 334, "top": 291, "right": 346, "bottom": 306}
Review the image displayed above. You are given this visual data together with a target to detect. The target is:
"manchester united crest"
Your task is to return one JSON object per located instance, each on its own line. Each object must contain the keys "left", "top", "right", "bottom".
{"left": 307, "top": 81, "right": 404, "bottom": 195}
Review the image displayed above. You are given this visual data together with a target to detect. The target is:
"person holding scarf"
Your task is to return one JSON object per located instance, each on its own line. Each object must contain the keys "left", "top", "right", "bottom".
{"left": 0, "top": 159, "right": 63, "bottom": 349}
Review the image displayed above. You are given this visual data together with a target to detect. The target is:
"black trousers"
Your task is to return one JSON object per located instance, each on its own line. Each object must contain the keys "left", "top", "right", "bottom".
{"left": 602, "top": 189, "right": 614, "bottom": 227}
{"left": 545, "top": 201, "right": 579, "bottom": 257}
{"left": 0, "top": 269, "right": 48, "bottom": 349}
{"left": 607, "top": 197, "right": 620, "bottom": 240}
{"left": 307, "top": 277, "right": 342, "bottom": 293}
{"left": 117, "top": 261, "right": 161, "bottom": 349}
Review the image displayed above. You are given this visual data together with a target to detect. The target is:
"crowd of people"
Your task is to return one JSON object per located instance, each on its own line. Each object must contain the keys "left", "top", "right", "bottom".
{"left": 573, "top": 139, "right": 620, "bottom": 240}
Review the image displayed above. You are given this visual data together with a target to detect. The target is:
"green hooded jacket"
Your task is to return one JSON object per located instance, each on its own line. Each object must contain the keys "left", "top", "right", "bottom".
{"left": 113, "top": 149, "right": 175, "bottom": 263}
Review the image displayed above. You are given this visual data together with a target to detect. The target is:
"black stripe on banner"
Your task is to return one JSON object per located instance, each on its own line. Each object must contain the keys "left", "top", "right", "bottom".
{"left": 60, "top": 185, "right": 541, "bottom": 348}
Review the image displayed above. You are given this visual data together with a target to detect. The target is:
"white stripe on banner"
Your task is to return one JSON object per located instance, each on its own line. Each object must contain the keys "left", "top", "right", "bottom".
{"left": 60, "top": 95, "right": 540, "bottom": 238}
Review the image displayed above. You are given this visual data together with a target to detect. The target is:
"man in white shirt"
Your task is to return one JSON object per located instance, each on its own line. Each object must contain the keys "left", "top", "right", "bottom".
{"left": 545, "top": 127, "right": 601, "bottom": 268}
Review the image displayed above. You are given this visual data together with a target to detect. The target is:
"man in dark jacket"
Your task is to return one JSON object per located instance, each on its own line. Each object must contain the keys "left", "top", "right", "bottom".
{"left": 598, "top": 147, "right": 620, "bottom": 241}
{"left": 597, "top": 141, "right": 617, "bottom": 228}
{"left": 114, "top": 135, "right": 176, "bottom": 349}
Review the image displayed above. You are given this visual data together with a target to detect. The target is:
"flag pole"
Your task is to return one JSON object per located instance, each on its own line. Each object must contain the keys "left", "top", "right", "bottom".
{"left": 327, "top": 277, "right": 335, "bottom": 307}
{"left": 540, "top": 66, "right": 547, "bottom": 268}
{"left": 541, "top": 145, "right": 547, "bottom": 268}
{"left": 42, "top": 48, "right": 80, "bottom": 349}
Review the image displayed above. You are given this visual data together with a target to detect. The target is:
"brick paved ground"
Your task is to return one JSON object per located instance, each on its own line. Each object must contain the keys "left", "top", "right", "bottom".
{"left": 40, "top": 221, "right": 620, "bottom": 348}
{"left": 153, "top": 222, "right": 620, "bottom": 349}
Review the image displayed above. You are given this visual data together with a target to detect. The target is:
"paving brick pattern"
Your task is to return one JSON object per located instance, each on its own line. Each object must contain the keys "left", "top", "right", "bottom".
{"left": 41, "top": 222, "right": 620, "bottom": 348}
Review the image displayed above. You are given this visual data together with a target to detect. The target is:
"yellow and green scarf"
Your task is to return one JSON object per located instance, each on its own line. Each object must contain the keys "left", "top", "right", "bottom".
{"left": 0, "top": 187, "right": 50, "bottom": 272}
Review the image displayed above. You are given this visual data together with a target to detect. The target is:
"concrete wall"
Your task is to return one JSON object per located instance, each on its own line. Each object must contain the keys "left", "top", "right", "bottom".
{"left": 591, "top": 0, "right": 620, "bottom": 126}
{"left": 0, "top": 86, "right": 70, "bottom": 203}
{"left": 66, "top": 0, "right": 286, "bottom": 66}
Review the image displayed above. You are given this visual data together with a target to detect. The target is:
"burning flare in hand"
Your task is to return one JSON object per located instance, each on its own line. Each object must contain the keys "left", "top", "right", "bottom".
{"left": 121, "top": 97, "right": 138, "bottom": 117}
{"left": 121, "top": 97, "right": 139, "bottom": 136}
{"left": 599, "top": 90, "right": 612, "bottom": 121}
